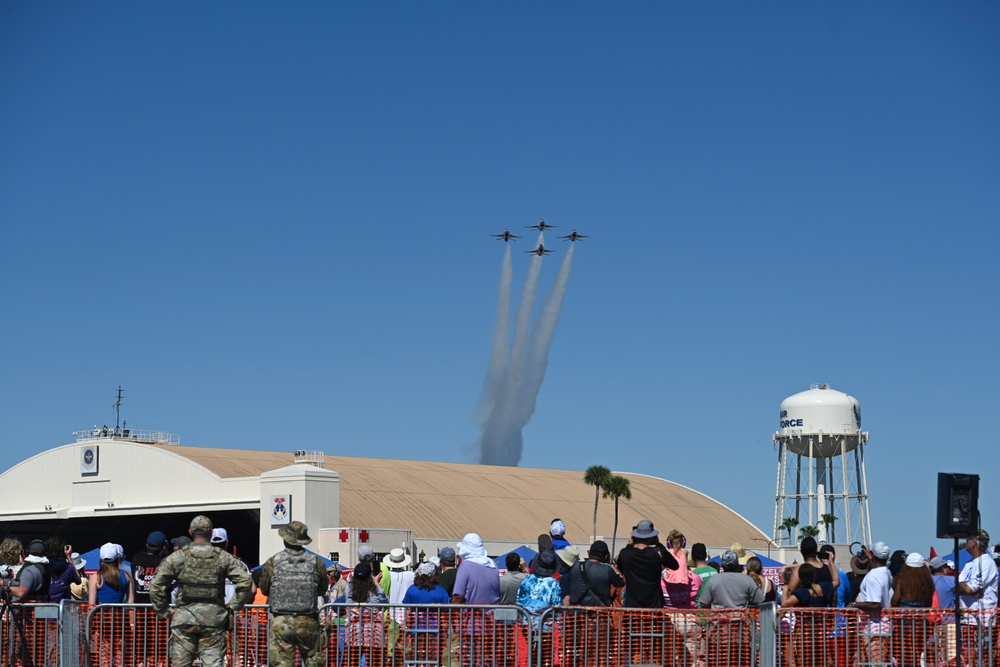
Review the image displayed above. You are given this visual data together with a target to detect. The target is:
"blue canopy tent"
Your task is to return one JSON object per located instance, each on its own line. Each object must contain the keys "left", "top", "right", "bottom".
{"left": 936, "top": 549, "right": 974, "bottom": 570}
{"left": 77, "top": 547, "right": 131, "bottom": 574}
{"left": 708, "top": 551, "right": 784, "bottom": 567}
{"left": 494, "top": 545, "right": 538, "bottom": 570}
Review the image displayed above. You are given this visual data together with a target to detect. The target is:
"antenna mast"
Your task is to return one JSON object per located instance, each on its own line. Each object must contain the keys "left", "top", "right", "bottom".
{"left": 113, "top": 386, "right": 124, "bottom": 433}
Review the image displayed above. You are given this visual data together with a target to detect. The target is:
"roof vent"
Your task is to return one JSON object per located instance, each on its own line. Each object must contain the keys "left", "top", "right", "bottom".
{"left": 292, "top": 450, "right": 325, "bottom": 467}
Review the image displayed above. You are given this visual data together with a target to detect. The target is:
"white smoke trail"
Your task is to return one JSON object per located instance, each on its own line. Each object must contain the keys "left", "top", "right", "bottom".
{"left": 473, "top": 244, "right": 513, "bottom": 421}
{"left": 478, "top": 234, "right": 544, "bottom": 465}
{"left": 512, "top": 243, "right": 575, "bottom": 430}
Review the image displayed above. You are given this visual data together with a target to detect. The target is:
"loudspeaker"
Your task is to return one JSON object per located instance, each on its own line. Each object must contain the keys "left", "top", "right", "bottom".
{"left": 937, "top": 472, "right": 980, "bottom": 539}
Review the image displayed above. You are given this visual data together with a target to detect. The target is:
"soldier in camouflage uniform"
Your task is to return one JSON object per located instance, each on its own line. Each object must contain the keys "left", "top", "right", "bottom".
{"left": 259, "top": 521, "right": 329, "bottom": 667}
{"left": 149, "top": 515, "right": 253, "bottom": 667}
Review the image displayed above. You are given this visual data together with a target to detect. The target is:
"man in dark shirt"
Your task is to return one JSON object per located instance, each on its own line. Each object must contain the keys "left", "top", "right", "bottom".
{"left": 565, "top": 541, "right": 624, "bottom": 606}
{"left": 132, "top": 531, "right": 169, "bottom": 604}
{"left": 615, "top": 520, "right": 678, "bottom": 608}
{"left": 437, "top": 547, "right": 458, "bottom": 595}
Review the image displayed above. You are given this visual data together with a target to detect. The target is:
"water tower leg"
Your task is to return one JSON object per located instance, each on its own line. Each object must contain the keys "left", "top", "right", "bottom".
{"left": 841, "top": 440, "right": 851, "bottom": 546}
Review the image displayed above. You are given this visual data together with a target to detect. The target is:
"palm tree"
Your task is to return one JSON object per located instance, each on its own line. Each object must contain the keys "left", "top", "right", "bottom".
{"left": 800, "top": 524, "right": 820, "bottom": 539}
{"left": 602, "top": 475, "right": 633, "bottom": 557}
{"left": 583, "top": 465, "right": 612, "bottom": 540}
{"left": 780, "top": 516, "right": 799, "bottom": 544}
{"left": 820, "top": 513, "right": 837, "bottom": 542}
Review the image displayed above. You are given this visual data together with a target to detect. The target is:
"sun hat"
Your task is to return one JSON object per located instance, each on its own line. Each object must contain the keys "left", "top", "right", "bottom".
{"left": 71, "top": 552, "right": 87, "bottom": 570}
{"left": 278, "top": 521, "right": 312, "bottom": 546}
{"left": 416, "top": 561, "right": 436, "bottom": 577}
{"left": 720, "top": 550, "right": 739, "bottom": 568}
{"left": 556, "top": 545, "right": 581, "bottom": 568}
{"left": 210, "top": 528, "right": 229, "bottom": 544}
{"left": 632, "top": 520, "right": 659, "bottom": 540}
{"left": 533, "top": 550, "right": 558, "bottom": 577}
{"left": 731, "top": 542, "right": 752, "bottom": 566}
{"left": 550, "top": 519, "right": 566, "bottom": 537}
{"left": 850, "top": 554, "right": 871, "bottom": 575}
{"left": 383, "top": 547, "right": 413, "bottom": 569}
{"left": 869, "top": 541, "right": 890, "bottom": 560}
{"left": 99, "top": 543, "right": 118, "bottom": 562}
{"left": 905, "top": 553, "right": 925, "bottom": 568}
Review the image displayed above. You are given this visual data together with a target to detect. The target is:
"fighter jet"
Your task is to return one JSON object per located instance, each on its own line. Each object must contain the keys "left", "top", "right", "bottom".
{"left": 526, "top": 244, "right": 555, "bottom": 256}
{"left": 491, "top": 228, "right": 522, "bottom": 242}
{"left": 558, "top": 230, "right": 588, "bottom": 242}
{"left": 526, "top": 219, "right": 557, "bottom": 231}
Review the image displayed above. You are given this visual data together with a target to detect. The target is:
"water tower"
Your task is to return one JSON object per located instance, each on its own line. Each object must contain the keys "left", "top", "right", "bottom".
{"left": 773, "top": 384, "right": 872, "bottom": 547}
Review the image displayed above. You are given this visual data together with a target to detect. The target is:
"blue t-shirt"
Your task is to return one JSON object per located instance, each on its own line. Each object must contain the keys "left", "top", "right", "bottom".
{"left": 934, "top": 573, "right": 956, "bottom": 609}
{"left": 402, "top": 585, "right": 450, "bottom": 605}
{"left": 834, "top": 568, "right": 850, "bottom": 607}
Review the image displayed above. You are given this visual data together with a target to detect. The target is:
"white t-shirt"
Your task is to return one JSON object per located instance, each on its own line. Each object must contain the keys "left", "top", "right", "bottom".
{"left": 856, "top": 566, "right": 893, "bottom": 609}
{"left": 959, "top": 554, "right": 999, "bottom": 612}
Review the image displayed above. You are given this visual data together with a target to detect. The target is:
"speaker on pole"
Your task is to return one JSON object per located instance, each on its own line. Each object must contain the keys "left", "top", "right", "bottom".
{"left": 937, "top": 472, "right": 979, "bottom": 539}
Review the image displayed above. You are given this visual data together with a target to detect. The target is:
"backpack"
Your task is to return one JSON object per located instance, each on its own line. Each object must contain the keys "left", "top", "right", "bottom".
{"left": 268, "top": 550, "right": 321, "bottom": 615}
{"left": 177, "top": 545, "right": 225, "bottom": 604}
{"left": 16, "top": 562, "right": 51, "bottom": 602}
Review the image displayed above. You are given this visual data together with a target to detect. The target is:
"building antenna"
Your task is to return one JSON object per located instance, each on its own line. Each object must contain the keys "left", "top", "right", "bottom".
{"left": 113, "top": 386, "right": 124, "bottom": 433}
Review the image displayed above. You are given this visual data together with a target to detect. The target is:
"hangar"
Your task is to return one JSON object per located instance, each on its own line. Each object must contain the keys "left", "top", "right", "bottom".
{"left": 0, "top": 432, "right": 769, "bottom": 566}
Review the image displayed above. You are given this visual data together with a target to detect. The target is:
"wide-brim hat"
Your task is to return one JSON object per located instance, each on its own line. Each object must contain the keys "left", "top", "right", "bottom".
{"left": 557, "top": 545, "right": 581, "bottom": 568}
{"left": 632, "top": 520, "right": 659, "bottom": 540}
{"left": 278, "top": 521, "right": 313, "bottom": 546}
{"left": 731, "top": 542, "right": 752, "bottom": 565}
{"left": 533, "top": 550, "right": 558, "bottom": 577}
{"left": 383, "top": 547, "right": 412, "bottom": 569}
{"left": 71, "top": 552, "right": 87, "bottom": 570}
{"left": 850, "top": 555, "right": 871, "bottom": 575}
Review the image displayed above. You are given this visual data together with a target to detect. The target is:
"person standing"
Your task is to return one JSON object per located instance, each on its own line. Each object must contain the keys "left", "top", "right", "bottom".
{"left": 259, "top": 521, "right": 329, "bottom": 667}
{"left": 150, "top": 515, "right": 253, "bottom": 667}
{"left": 615, "top": 520, "right": 679, "bottom": 608}
{"left": 132, "top": 531, "right": 169, "bottom": 604}
{"left": 499, "top": 553, "right": 528, "bottom": 604}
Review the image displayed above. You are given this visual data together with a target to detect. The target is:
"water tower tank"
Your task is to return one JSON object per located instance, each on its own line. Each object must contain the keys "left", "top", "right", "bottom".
{"left": 777, "top": 384, "right": 862, "bottom": 458}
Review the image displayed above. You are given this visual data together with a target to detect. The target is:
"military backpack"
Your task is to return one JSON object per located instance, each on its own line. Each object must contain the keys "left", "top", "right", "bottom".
{"left": 269, "top": 550, "right": 321, "bottom": 615}
{"left": 177, "top": 545, "right": 226, "bottom": 605}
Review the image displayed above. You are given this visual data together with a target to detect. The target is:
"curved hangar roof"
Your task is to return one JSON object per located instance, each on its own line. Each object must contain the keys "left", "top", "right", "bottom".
{"left": 163, "top": 445, "right": 766, "bottom": 545}
{"left": 1, "top": 441, "right": 766, "bottom": 546}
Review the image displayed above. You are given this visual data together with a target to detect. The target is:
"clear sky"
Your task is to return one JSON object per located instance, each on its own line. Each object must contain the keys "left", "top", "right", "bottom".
{"left": 2, "top": 2, "right": 997, "bottom": 557}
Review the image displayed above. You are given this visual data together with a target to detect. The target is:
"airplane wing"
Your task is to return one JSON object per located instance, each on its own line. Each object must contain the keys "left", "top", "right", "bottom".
{"left": 509, "top": 233, "right": 522, "bottom": 238}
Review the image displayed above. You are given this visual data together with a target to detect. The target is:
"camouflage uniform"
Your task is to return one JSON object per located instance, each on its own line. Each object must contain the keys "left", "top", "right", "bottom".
{"left": 260, "top": 521, "right": 329, "bottom": 667}
{"left": 149, "top": 515, "right": 252, "bottom": 667}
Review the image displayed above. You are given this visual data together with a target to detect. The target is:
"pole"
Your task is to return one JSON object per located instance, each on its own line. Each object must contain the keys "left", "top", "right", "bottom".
{"left": 954, "top": 536, "right": 961, "bottom": 667}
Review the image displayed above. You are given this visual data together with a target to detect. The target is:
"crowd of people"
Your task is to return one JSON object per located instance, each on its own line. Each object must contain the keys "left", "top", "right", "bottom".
{"left": 3, "top": 516, "right": 999, "bottom": 666}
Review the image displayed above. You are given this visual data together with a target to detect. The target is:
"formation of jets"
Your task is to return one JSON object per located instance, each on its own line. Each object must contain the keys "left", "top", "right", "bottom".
{"left": 490, "top": 222, "right": 588, "bottom": 256}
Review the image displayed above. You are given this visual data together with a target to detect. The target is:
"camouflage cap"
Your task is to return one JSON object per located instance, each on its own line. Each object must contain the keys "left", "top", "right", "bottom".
{"left": 278, "top": 520, "right": 312, "bottom": 546}
{"left": 190, "top": 514, "right": 213, "bottom": 535}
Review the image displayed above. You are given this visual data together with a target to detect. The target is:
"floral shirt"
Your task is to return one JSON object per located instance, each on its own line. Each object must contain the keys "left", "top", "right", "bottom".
{"left": 516, "top": 575, "right": 563, "bottom": 630}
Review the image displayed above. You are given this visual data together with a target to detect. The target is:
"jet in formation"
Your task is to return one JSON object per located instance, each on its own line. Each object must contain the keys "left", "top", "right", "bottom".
{"left": 558, "top": 230, "right": 588, "bottom": 242}
{"left": 526, "top": 244, "right": 555, "bottom": 256}
{"left": 526, "top": 220, "right": 557, "bottom": 232}
{"left": 491, "top": 228, "right": 523, "bottom": 242}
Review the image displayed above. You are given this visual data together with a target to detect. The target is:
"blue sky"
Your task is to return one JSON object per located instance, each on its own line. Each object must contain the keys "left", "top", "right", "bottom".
{"left": 2, "top": 2, "right": 998, "bottom": 555}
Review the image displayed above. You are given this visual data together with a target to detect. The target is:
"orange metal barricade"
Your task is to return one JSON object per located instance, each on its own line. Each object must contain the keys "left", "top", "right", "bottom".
{"left": 0, "top": 602, "right": 60, "bottom": 667}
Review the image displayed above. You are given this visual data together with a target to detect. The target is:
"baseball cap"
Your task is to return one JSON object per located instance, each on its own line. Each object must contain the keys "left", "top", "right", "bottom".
{"left": 171, "top": 536, "right": 192, "bottom": 549}
{"left": 869, "top": 541, "right": 890, "bottom": 560}
{"left": 720, "top": 550, "right": 739, "bottom": 567}
{"left": 27, "top": 540, "right": 47, "bottom": 557}
{"left": 99, "top": 543, "right": 118, "bottom": 562}
{"left": 189, "top": 515, "right": 213, "bottom": 535}
{"left": 210, "top": 528, "right": 229, "bottom": 544}
{"left": 905, "top": 553, "right": 925, "bottom": 568}
{"left": 146, "top": 531, "right": 168, "bottom": 547}
{"left": 357, "top": 545, "right": 374, "bottom": 560}
{"left": 928, "top": 556, "right": 947, "bottom": 571}
{"left": 439, "top": 546, "right": 456, "bottom": 564}
{"left": 588, "top": 540, "right": 610, "bottom": 559}
{"left": 550, "top": 519, "right": 566, "bottom": 537}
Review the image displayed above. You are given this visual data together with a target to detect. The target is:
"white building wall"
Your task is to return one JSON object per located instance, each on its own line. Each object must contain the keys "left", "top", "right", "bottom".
{"left": 258, "top": 464, "right": 340, "bottom": 562}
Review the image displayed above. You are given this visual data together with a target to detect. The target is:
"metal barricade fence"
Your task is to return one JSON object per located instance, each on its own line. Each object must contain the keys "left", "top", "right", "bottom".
{"left": 17, "top": 600, "right": 999, "bottom": 667}
{"left": 322, "top": 602, "right": 531, "bottom": 667}
{"left": 536, "top": 605, "right": 762, "bottom": 667}
{"left": 0, "top": 602, "right": 61, "bottom": 667}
